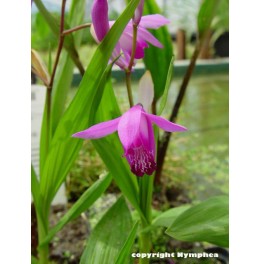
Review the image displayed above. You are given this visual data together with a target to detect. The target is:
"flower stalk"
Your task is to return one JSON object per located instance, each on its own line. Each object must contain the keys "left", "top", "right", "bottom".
{"left": 62, "top": 23, "right": 92, "bottom": 36}
{"left": 128, "top": 24, "right": 138, "bottom": 71}
{"left": 125, "top": 72, "right": 134, "bottom": 107}
{"left": 125, "top": 22, "right": 138, "bottom": 107}
{"left": 48, "top": 0, "right": 66, "bottom": 90}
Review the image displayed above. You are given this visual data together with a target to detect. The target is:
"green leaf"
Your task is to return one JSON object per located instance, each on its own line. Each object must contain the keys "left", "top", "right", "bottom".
{"left": 143, "top": 0, "right": 173, "bottom": 100}
{"left": 39, "top": 0, "right": 141, "bottom": 213}
{"left": 40, "top": 173, "right": 112, "bottom": 246}
{"left": 197, "top": 0, "right": 221, "bottom": 38}
{"left": 158, "top": 55, "right": 174, "bottom": 115}
{"left": 40, "top": 62, "right": 113, "bottom": 212}
{"left": 210, "top": 0, "right": 229, "bottom": 44}
{"left": 166, "top": 196, "right": 229, "bottom": 247}
{"left": 115, "top": 221, "right": 139, "bottom": 264}
{"left": 80, "top": 197, "right": 133, "bottom": 264}
{"left": 152, "top": 205, "right": 191, "bottom": 228}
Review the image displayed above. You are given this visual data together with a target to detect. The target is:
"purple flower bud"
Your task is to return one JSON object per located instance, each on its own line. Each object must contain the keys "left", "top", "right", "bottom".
{"left": 91, "top": 0, "right": 110, "bottom": 41}
{"left": 133, "top": 0, "right": 145, "bottom": 26}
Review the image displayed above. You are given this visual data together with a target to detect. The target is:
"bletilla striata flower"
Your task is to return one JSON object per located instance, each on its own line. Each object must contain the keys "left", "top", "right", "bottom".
{"left": 72, "top": 104, "right": 186, "bottom": 177}
{"left": 90, "top": 0, "right": 170, "bottom": 70}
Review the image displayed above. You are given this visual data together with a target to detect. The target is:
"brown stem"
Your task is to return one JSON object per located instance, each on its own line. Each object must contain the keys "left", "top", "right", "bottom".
{"left": 151, "top": 98, "right": 157, "bottom": 115}
{"left": 125, "top": 24, "right": 138, "bottom": 107}
{"left": 48, "top": 0, "right": 66, "bottom": 90}
{"left": 128, "top": 24, "right": 138, "bottom": 72}
{"left": 155, "top": 42, "right": 202, "bottom": 184}
{"left": 125, "top": 71, "right": 134, "bottom": 107}
{"left": 62, "top": 23, "right": 92, "bottom": 36}
{"left": 45, "top": 0, "right": 66, "bottom": 157}
{"left": 74, "top": 57, "right": 85, "bottom": 76}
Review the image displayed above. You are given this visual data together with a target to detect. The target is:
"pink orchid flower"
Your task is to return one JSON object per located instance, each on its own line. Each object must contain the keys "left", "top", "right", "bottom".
{"left": 91, "top": 0, "right": 170, "bottom": 70}
{"left": 72, "top": 104, "right": 187, "bottom": 177}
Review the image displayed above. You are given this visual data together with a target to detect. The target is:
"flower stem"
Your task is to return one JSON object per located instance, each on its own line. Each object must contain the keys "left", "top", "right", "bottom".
{"left": 62, "top": 23, "right": 92, "bottom": 36}
{"left": 48, "top": 0, "right": 66, "bottom": 90}
{"left": 125, "top": 71, "right": 134, "bottom": 107}
{"left": 124, "top": 23, "right": 138, "bottom": 107}
{"left": 128, "top": 24, "right": 138, "bottom": 71}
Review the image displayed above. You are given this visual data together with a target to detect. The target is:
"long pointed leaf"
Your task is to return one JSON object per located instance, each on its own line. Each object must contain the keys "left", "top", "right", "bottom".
{"left": 143, "top": 0, "right": 173, "bottom": 100}
{"left": 166, "top": 196, "right": 229, "bottom": 247}
{"left": 152, "top": 205, "right": 191, "bottom": 228}
{"left": 115, "top": 221, "right": 139, "bottom": 264}
{"left": 158, "top": 55, "right": 175, "bottom": 115}
{"left": 198, "top": 0, "right": 221, "bottom": 38}
{"left": 40, "top": 62, "right": 113, "bottom": 211}
{"left": 80, "top": 197, "right": 133, "bottom": 264}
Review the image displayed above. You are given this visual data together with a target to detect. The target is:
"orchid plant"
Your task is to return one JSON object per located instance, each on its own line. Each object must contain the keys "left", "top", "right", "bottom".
{"left": 31, "top": 0, "right": 229, "bottom": 263}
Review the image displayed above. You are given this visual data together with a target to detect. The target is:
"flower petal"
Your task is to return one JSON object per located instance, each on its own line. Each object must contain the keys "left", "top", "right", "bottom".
{"left": 138, "top": 27, "right": 163, "bottom": 48}
{"left": 139, "top": 14, "right": 170, "bottom": 29}
{"left": 91, "top": 0, "right": 110, "bottom": 42}
{"left": 145, "top": 113, "right": 187, "bottom": 132}
{"left": 72, "top": 117, "right": 121, "bottom": 139}
{"left": 118, "top": 105, "right": 142, "bottom": 151}
{"left": 138, "top": 71, "right": 154, "bottom": 112}
{"left": 119, "top": 25, "right": 148, "bottom": 59}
